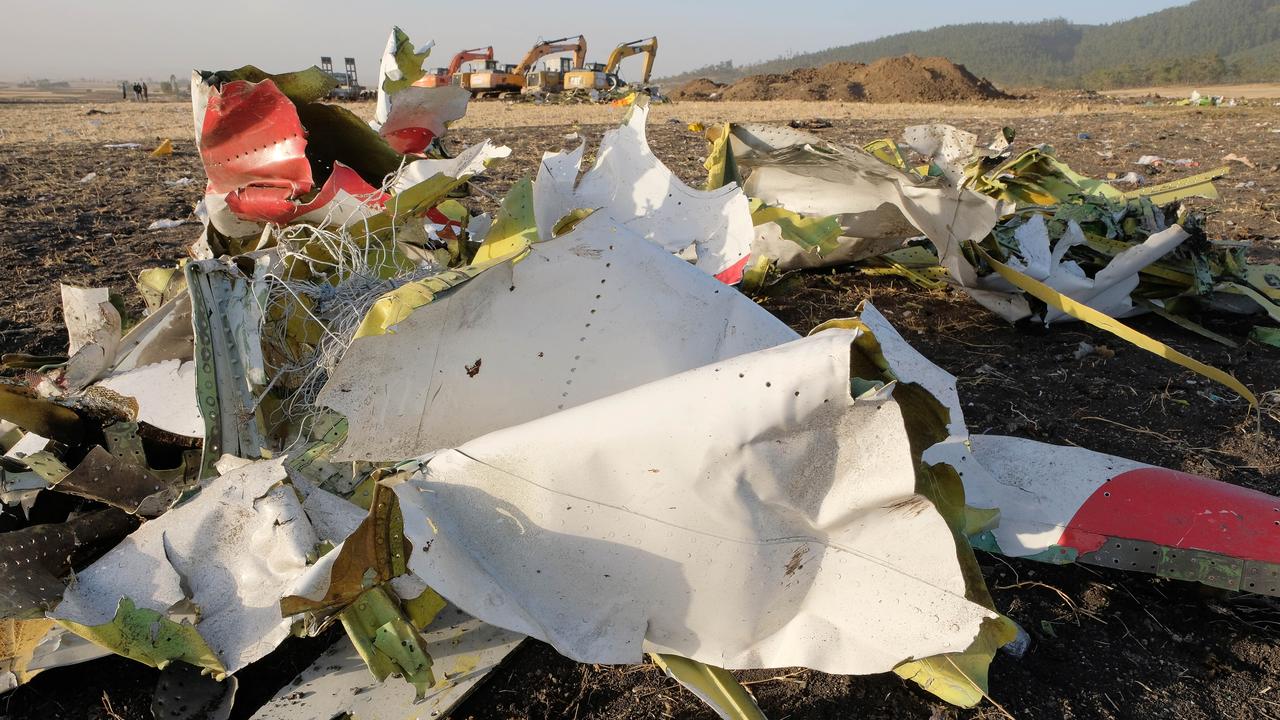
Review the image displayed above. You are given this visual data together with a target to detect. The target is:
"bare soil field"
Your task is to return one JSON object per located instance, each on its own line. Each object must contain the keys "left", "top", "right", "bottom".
{"left": 1102, "top": 83, "right": 1280, "bottom": 100}
{"left": 0, "top": 97, "right": 1277, "bottom": 720}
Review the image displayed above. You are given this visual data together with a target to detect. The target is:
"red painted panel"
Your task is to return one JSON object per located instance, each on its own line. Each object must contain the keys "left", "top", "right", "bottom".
{"left": 1059, "top": 467, "right": 1280, "bottom": 563}
{"left": 384, "top": 127, "right": 436, "bottom": 155}
{"left": 201, "top": 79, "right": 312, "bottom": 196}
{"left": 224, "top": 162, "right": 388, "bottom": 225}
{"left": 714, "top": 254, "right": 750, "bottom": 286}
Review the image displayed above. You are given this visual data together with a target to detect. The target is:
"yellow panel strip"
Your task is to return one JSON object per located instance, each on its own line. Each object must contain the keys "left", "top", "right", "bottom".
{"left": 976, "top": 246, "right": 1256, "bottom": 406}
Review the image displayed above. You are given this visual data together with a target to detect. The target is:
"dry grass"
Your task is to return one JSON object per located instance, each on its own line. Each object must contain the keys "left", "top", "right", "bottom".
{"left": 1102, "top": 82, "right": 1280, "bottom": 99}
{"left": 0, "top": 95, "right": 1207, "bottom": 146}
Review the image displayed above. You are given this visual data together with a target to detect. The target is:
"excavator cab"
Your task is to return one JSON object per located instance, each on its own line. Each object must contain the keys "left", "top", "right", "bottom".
{"left": 524, "top": 57, "right": 576, "bottom": 96}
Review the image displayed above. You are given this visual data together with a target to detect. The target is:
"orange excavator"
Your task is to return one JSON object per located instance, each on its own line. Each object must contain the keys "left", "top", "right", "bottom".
{"left": 564, "top": 37, "right": 658, "bottom": 93}
{"left": 466, "top": 35, "right": 587, "bottom": 96}
{"left": 414, "top": 46, "right": 493, "bottom": 88}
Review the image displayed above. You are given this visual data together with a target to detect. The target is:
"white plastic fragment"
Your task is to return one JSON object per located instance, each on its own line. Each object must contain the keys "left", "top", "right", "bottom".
{"left": 394, "top": 330, "right": 994, "bottom": 673}
{"left": 146, "top": 219, "right": 188, "bottom": 231}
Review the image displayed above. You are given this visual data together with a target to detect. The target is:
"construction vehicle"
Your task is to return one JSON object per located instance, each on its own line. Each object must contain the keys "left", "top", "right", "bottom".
{"left": 523, "top": 56, "right": 576, "bottom": 96}
{"left": 465, "top": 36, "right": 587, "bottom": 96}
{"left": 414, "top": 47, "right": 493, "bottom": 88}
{"left": 564, "top": 37, "right": 658, "bottom": 93}
{"left": 320, "top": 56, "right": 371, "bottom": 100}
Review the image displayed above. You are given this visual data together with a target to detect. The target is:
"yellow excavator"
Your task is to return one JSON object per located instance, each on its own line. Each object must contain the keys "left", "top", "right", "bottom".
{"left": 466, "top": 36, "right": 587, "bottom": 96}
{"left": 564, "top": 37, "right": 658, "bottom": 93}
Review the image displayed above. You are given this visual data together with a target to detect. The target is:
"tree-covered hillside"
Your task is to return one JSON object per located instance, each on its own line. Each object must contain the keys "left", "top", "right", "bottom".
{"left": 660, "top": 0, "right": 1280, "bottom": 89}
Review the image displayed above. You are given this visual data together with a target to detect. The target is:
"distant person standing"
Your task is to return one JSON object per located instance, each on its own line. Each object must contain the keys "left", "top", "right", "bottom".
{"left": 142, "top": 82, "right": 148, "bottom": 101}
{"left": 121, "top": 81, "right": 127, "bottom": 100}
{"left": 132, "top": 82, "right": 142, "bottom": 101}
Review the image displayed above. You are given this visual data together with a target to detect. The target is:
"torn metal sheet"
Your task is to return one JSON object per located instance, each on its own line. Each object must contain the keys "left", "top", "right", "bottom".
{"left": 200, "top": 79, "right": 312, "bottom": 197}
{"left": 318, "top": 211, "right": 796, "bottom": 462}
{"left": 374, "top": 27, "right": 433, "bottom": 129}
{"left": 395, "top": 330, "right": 995, "bottom": 674}
{"left": 376, "top": 84, "right": 471, "bottom": 154}
{"left": 251, "top": 604, "right": 523, "bottom": 720}
{"left": 109, "top": 293, "right": 194, "bottom": 375}
{"left": 60, "top": 285, "right": 123, "bottom": 390}
{"left": 225, "top": 161, "right": 389, "bottom": 226}
{"left": 2, "top": 620, "right": 112, "bottom": 692}
{"left": 965, "top": 434, "right": 1280, "bottom": 591}
{"left": 153, "top": 662, "right": 237, "bottom": 720}
{"left": 54, "top": 446, "right": 176, "bottom": 517}
{"left": 1, "top": 509, "right": 136, "bottom": 620}
{"left": 725, "top": 124, "right": 1000, "bottom": 288}
{"left": 1, "top": 619, "right": 51, "bottom": 692}
{"left": 853, "top": 302, "right": 1280, "bottom": 595}
{"left": 533, "top": 99, "right": 754, "bottom": 278}
{"left": 1000, "top": 215, "right": 1191, "bottom": 322}
{"left": 393, "top": 140, "right": 512, "bottom": 192}
{"left": 97, "top": 360, "right": 202, "bottom": 439}
{"left": 53, "top": 459, "right": 316, "bottom": 674}
{"left": 902, "top": 124, "right": 982, "bottom": 187}
{"left": 651, "top": 654, "right": 767, "bottom": 720}
{"left": 0, "top": 384, "right": 83, "bottom": 445}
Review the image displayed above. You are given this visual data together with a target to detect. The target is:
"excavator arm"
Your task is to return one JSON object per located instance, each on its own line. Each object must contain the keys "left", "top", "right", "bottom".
{"left": 447, "top": 46, "right": 494, "bottom": 75}
{"left": 604, "top": 37, "right": 658, "bottom": 84}
{"left": 514, "top": 35, "right": 587, "bottom": 75}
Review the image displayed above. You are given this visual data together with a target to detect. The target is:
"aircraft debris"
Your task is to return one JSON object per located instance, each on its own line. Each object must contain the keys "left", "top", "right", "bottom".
{"left": 0, "top": 26, "right": 1276, "bottom": 720}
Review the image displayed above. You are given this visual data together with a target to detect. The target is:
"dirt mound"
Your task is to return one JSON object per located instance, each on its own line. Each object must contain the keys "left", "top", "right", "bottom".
{"left": 671, "top": 77, "right": 728, "bottom": 100}
{"left": 709, "top": 56, "right": 1007, "bottom": 103}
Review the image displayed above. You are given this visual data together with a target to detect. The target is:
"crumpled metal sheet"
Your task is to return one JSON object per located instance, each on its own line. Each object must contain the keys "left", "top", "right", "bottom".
{"left": 727, "top": 124, "right": 1001, "bottom": 291}
{"left": 251, "top": 604, "right": 522, "bottom": 720}
{"left": 376, "top": 85, "right": 471, "bottom": 154}
{"left": 97, "top": 360, "right": 202, "bottom": 439}
{"left": 52, "top": 459, "right": 316, "bottom": 674}
{"left": 199, "top": 79, "right": 312, "bottom": 197}
{"left": 373, "top": 27, "right": 433, "bottom": 129}
{"left": 318, "top": 211, "right": 795, "bottom": 462}
{"left": 996, "top": 214, "right": 1190, "bottom": 323}
{"left": 110, "top": 293, "right": 194, "bottom": 375}
{"left": 60, "top": 285, "right": 122, "bottom": 391}
{"left": 533, "top": 100, "right": 754, "bottom": 278}
{"left": 224, "top": 161, "right": 389, "bottom": 226}
{"left": 394, "top": 329, "right": 994, "bottom": 672}
{"left": 55, "top": 445, "right": 177, "bottom": 517}
{"left": 854, "top": 302, "right": 1280, "bottom": 593}
{"left": 394, "top": 140, "right": 512, "bottom": 193}
{"left": 0, "top": 508, "right": 136, "bottom": 620}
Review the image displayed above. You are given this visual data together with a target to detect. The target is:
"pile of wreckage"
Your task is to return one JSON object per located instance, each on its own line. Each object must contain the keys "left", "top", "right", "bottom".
{"left": 2, "top": 26, "right": 1278, "bottom": 720}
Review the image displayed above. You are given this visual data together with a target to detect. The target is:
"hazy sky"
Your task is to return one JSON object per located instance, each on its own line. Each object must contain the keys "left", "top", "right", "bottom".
{"left": 2, "top": 0, "right": 1189, "bottom": 83}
